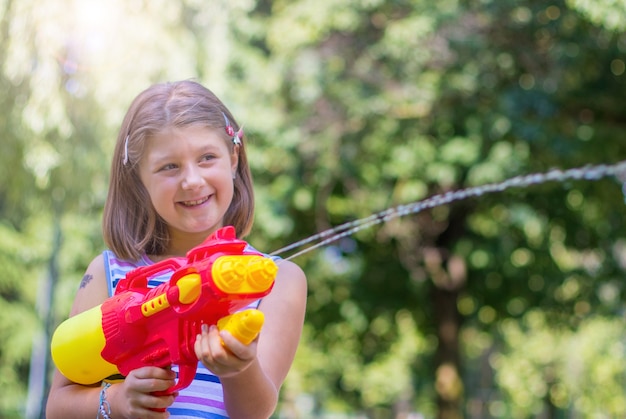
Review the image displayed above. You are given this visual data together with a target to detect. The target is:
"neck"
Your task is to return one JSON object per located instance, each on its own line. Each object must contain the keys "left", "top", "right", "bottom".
{"left": 161, "top": 228, "right": 221, "bottom": 259}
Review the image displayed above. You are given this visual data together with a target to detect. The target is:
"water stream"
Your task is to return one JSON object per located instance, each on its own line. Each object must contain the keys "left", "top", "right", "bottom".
{"left": 272, "top": 160, "right": 626, "bottom": 261}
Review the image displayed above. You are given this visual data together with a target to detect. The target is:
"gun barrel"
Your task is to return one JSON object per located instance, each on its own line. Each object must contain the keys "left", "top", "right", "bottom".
{"left": 217, "top": 309, "right": 265, "bottom": 345}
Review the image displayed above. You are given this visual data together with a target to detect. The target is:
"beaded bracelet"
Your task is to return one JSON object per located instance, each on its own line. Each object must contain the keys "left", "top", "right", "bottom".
{"left": 97, "top": 382, "right": 112, "bottom": 419}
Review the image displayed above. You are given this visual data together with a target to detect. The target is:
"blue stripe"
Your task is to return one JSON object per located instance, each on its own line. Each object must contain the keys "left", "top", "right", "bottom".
{"left": 194, "top": 372, "right": 221, "bottom": 384}
{"left": 110, "top": 277, "right": 169, "bottom": 291}
{"left": 168, "top": 408, "right": 228, "bottom": 418}
{"left": 109, "top": 267, "right": 133, "bottom": 277}
{"left": 104, "top": 251, "right": 114, "bottom": 297}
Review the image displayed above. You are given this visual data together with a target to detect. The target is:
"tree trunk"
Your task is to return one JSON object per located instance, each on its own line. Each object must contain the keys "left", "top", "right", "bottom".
{"left": 433, "top": 286, "right": 463, "bottom": 419}
{"left": 25, "top": 209, "right": 62, "bottom": 418}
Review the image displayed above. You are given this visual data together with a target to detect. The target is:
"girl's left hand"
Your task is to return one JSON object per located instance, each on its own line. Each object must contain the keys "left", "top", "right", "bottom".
{"left": 194, "top": 324, "right": 258, "bottom": 377}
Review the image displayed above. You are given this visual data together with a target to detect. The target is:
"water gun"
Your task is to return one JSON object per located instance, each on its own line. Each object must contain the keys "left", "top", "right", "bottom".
{"left": 50, "top": 226, "right": 277, "bottom": 393}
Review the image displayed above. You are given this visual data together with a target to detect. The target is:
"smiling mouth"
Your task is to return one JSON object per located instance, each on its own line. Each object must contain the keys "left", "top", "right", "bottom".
{"left": 180, "top": 196, "right": 209, "bottom": 207}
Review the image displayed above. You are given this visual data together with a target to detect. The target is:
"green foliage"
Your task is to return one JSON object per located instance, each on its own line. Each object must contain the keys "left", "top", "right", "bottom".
{"left": 0, "top": 218, "right": 49, "bottom": 415}
{"left": 248, "top": 0, "right": 626, "bottom": 416}
{"left": 567, "top": 0, "right": 626, "bottom": 31}
{"left": 493, "top": 312, "right": 626, "bottom": 417}
{"left": 1, "top": 0, "right": 626, "bottom": 417}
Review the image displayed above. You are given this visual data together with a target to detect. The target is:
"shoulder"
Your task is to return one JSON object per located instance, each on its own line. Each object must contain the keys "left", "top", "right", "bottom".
{"left": 263, "top": 259, "right": 307, "bottom": 309}
{"left": 69, "top": 253, "right": 110, "bottom": 316}
{"left": 82, "top": 253, "right": 107, "bottom": 288}
{"left": 275, "top": 259, "right": 307, "bottom": 288}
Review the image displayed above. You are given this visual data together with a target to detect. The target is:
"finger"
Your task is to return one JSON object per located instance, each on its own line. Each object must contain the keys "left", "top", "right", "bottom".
{"left": 208, "top": 325, "right": 229, "bottom": 356}
{"left": 219, "top": 331, "right": 257, "bottom": 360}
{"left": 148, "top": 392, "right": 178, "bottom": 411}
{"left": 132, "top": 366, "right": 176, "bottom": 380}
{"left": 126, "top": 369, "right": 177, "bottom": 394}
{"left": 195, "top": 324, "right": 219, "bottom": 362}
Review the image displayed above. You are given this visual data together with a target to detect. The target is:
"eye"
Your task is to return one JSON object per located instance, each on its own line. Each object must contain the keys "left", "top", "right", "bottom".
{"left": 200, "top": 153, "right": 217, "bottom": 163}
{"left": 159, "top": 163, "right": 178, "bottom": 171}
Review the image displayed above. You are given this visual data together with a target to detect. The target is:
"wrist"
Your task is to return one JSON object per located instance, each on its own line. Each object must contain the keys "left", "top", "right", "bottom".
{"left": 220, "top": 359, "right": 279, "bottom": 419}
{"left": 97, "top": 383, "right": 112, "bottom": 419}
{"left": 218, "top": 355, "right": 259, "bottom": 380}
{"left": 221, "top": 357, "right": 277, "bottom": 395}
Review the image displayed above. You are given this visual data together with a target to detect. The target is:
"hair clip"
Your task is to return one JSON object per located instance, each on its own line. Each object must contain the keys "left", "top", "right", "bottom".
{"left": 222, "top": 112, "right": 243, "bottom": 145}
{"left": 233, "top": 126, "right": 243, "bottom": 146}
{"left": 123, "top": 135, "right": 129, "bottom": 165}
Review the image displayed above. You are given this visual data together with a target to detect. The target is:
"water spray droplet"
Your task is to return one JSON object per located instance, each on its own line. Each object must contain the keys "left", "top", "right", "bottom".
{"left": 614, "top": 162, "right": 626, "bottom": 204}
{"left": 273, "top": 160, "right": 626, "bottom": 260}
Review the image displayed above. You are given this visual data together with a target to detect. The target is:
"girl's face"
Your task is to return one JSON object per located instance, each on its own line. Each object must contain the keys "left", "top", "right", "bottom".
{"left": 139, "top": 125, "right": 238, "bottom": 250}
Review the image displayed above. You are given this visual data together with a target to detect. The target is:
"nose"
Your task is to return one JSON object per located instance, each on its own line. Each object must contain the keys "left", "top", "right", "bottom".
{"left": 181, "top": 164, "right": 204, "bottom": 190}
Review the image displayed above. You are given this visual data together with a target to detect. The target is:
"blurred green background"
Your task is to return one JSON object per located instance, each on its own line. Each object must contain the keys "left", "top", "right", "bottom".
{"left": 1, "top": 0, "right": 626, "bottom": 418}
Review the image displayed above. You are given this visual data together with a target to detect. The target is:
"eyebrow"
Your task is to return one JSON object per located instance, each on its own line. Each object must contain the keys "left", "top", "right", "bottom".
{"left": 146, "top": 144, "right": 224, "bottom": 166}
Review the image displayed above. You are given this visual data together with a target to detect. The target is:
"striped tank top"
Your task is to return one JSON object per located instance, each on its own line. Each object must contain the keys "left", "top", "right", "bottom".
{"left": 102, "top": 248, "right": 274, "bottom": 418}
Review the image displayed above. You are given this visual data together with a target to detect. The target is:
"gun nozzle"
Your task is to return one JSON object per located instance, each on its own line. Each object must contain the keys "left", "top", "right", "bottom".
{"left": 247, "top": 258, "right": 278, "bottom": 290}
{"left": 212, "top": 255, "right": 277, "bottom": 294}
{"left": 211, "top": 257, "right": 246, "bottom": 293}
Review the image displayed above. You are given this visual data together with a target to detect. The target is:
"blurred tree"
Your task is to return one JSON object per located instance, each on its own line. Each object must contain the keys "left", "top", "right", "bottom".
{"left": 232, "top": 0, "right": 626, "bottom": 417}
{"left": 493, "top": 312, "right": 626, "bottom": 417}
{"left": 0, "top": 0, "right": 227, "bottom": 416}
{"left": 1, "top": 0, "right": 626, "bottom": 418}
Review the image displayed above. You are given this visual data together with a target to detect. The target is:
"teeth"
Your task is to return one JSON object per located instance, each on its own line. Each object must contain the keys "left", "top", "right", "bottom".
{"left": 183, "top": 197, "right": 208, "bottom": 206}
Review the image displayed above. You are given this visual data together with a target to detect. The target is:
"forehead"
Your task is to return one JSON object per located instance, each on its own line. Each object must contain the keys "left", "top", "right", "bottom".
{"left": 144, "top": 125, "right": 228, "bottom": 156}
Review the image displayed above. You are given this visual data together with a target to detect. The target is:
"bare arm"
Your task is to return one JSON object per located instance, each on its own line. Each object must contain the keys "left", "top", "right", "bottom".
{"left": 194, "top": 259, "right": 308, "bottom": 419}
{"left": 46, "top": 255, "right": 177, "bottom": 419}
{"left": 46, "top": 254, "right": 112, "bottom": 418}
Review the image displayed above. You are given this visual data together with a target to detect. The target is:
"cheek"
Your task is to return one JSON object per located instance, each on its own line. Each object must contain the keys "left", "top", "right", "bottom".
{"left": 215, "top": 165, "right": 236, "bottom": 194}
{"left": 144, "top": 179, "right": 174, "bottom": 206}
{"left": 220, "top": 177, "right": 235, "bottom": 203}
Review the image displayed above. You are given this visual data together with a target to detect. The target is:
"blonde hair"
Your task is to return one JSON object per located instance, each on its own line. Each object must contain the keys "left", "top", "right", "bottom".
{"left": 103, "top": 80, "right": 254, "bottom": 260}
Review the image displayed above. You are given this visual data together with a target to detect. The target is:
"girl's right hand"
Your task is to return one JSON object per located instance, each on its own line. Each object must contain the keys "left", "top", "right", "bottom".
{"left": 108, "top": 366, "right": 179, "bottom": 418}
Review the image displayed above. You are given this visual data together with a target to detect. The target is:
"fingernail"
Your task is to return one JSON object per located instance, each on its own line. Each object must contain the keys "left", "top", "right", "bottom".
{"left": 202, "top": 324, "right": 209, "bottom": 333}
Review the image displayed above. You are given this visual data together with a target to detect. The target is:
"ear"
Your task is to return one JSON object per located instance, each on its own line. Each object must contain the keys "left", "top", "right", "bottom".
{"left": 230, "top": 144, "right": 240, "bottom": 178}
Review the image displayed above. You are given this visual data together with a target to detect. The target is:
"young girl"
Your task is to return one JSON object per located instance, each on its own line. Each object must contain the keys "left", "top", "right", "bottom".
{"left": 46, "top": 80, "right": 308, "bottom": 419}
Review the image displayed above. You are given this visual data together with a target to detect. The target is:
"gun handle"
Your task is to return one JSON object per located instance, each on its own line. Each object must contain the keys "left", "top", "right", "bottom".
{"left": 151, "top": 363, "right": 197, "bottom": 411}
